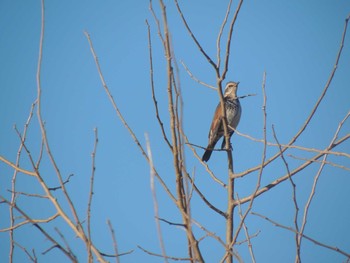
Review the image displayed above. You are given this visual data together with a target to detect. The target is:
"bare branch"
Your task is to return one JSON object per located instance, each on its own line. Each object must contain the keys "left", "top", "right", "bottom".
{"left": 138, "top": 245, "right": 192, "bottom": 261}
{"left": 230, "top": 72, "right": 268, "bottom": 252}
{"left": 0, "top": 196, "right": 77, "bottom": 262}
{"left": 174, "top": 0, "right": 217, "bottom": 70}
{"left": 185, "top": 174, "right": 226, "bottom": 217}
{"left": 0, "top": 211, "right": 59, "bottom": 232}
{"left": 181, "top": 61, "right": 216, "bottom": 90}
{"left": 48, "top": 174, "right": 74, "bottom": 191}
{"left": 107, "top": 219, "right": 120, "bottom": 263}
{"left": 54, "top": 227, "right": 76, "bottom": 260}
{"left": 0, "top": 156, "right": 37, "bottom": 176}
{"left": 288, "top": 154, "right": 350, "bottom": 171}
{"left": 14, "top": 241, "right": 38, "bottom": 263}
{"left": 87, "top": 128, "right": 99, "bottom": 263}
{"left": 184, "top": 139, "right": 226, "bottom": 187}
{"left": 252, "top": 212, "right": 350, "bottom": 259}
{"left": 272, "top": 125, "right": 300, "bottom": 261}
{"left": 149, "top": 0, "right": 165, "bottom": 46}
{"left": 145, "top": 134, "right": 168, "bottom": 262}
{"left": 236, "top": 12, "right": 350, "bottom": 182}
{"left": 298, "top": 111, "right": 350, "bottom": 252}
{"left": 36, "top": 0, "right": 83, "bottom": 239}
{"left": 221, "top": 0, "right": 244, "bottom": 80}
{"left": 10, "top": 101, "right": 37, "bottom": 261}
{"left": 146, "top": 19, "right": 173, "bottom": 150}
{"left": 237, "top": 133, "right": 350, "bottom": 205}
{"left": 236, "top": 194, "right": 256, "bottom": 263}
{"left": 84, "top": 31, "right": 176, "bottom": 204}
{"left": 216, "top": 0, "right": 233, "bottom": 68}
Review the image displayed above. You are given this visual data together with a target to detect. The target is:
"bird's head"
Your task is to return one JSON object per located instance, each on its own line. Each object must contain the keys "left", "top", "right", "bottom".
{"left": 224, "top": 81, "right": 239, "bottom": 98}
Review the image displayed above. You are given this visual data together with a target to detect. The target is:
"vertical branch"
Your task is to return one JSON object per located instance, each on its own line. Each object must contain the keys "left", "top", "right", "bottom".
{"left": 298, "top": 111, "right": 350, "bottom": 254}
{"left": 158, "top": 1, "right": 203, "bottom": 261}
{"left": 272, "top": 126, "right": 300, "bottom": 262}
{"left": 174, "top": 0, "right": 217, "bottom": 70}
{"left": 33, "top": 3, "right": 106, "bottom": 261}
{"left": 229, "top": 72, "right": 267, "bottom": 259}
{"left": 145, "top": 134, "right": 168, "bottom": 262}
{"left": 215, "top": 4, "right": 243, "bottom": 261}
{"left": 9, "top": 102, "right": 36, "bottom": 262}
{"left": 220, "top": 0, "right": 244, "bottom": 80}
{"left": 87, "top": 128, "right": 99, "bottom": 263}
{"left": 84, "top": 31, "right": 176, "bottom": 204}
{"left": 107, "top": 219, "right": 120, "bottom": 263}
{"left": 216, "top": 0, "right": 233, "bottom": 69}
{"left": 217, "top": 79, "right": 235, "bottom": 263}
{"left": 230, "top": 14, "right": 350, "bottom": 189}
{"left": 146, "top": 19, "right": 173, "bottom": 150}
{"left": 36, "top": 0, "right": 81, "bottom": 229}
{"left": 158, "top": 0, "right": 188, "bottom": 256}
{"left": 236, "top": 194, "right": 256, "bottom": 263}
{"left": 171, "top": 39, "right": 191, "bottom": 217}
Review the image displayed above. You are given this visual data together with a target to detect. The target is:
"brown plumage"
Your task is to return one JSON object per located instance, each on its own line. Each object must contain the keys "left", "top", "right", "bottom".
{"left": 202, "top": 81, "right": 242, "bottom": 162}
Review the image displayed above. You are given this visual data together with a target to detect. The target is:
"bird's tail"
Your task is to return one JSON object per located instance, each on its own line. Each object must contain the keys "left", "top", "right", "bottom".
{"left": 202, "top": 140, "right": 217, "bottom": 162}
{"left": 202, "top": 149, "right": 213, "bottom": 162}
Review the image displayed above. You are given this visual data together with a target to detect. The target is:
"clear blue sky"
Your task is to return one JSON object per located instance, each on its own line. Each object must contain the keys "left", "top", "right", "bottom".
{"left": 1, "top": 0, "right": 349, "bottom": 262}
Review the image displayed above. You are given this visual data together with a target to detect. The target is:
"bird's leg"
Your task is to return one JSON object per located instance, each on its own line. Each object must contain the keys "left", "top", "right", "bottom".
{"left": 221, "top": 132, "right": 233, "bottom": 151}
{"left": 221, "top": 136, "right": 233, "bottom": 151}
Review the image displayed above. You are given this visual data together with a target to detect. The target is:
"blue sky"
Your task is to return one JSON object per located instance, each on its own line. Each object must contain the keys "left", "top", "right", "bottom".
{"left": 1, "top": 0, "right": 350, "bottom": 262}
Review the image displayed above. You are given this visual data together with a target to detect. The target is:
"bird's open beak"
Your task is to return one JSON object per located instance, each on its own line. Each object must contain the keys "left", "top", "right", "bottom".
{"left": 237, "top": 81, "right": 240, "bottom": 85}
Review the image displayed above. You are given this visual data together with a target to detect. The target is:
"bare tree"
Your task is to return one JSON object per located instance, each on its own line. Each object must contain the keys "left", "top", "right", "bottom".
{"left": 1, "top": 0, "right": 349, "bottom": 262}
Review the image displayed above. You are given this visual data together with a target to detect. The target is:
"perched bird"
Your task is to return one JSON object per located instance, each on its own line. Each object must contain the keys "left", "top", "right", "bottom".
{"left": 202, "top": 81, "right": 242, "bottom": 162}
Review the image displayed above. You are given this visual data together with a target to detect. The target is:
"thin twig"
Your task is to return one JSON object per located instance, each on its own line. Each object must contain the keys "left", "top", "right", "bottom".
{"left": 157, "top": 217, "right": 185, "bottom": 227}
{"left": 272, "top": 125, "right": 300, "bottom": 261}
{"left": 0, "top": 196, "right": 77, "bottom": 262}
{"left": 191, "top": 219, "right": 226, "bottom": 248}
{"left": 99, "top": 249, "right": 134, "bottom": 258}
{"left": 252, "top": 212, "right": 350, "bottom": 259}
{"left": 236, "top": 194, "right": 256, "bottom": 263}
{"left": 184, "top": 173, "right": 226, "bottom": 217}
{"left": 157, "top": 1, "right": 204, "bottom": 261}
{"left": 10, "top": 101, "right": 36, "bottom": 261}
{"left": 36, "top": 0, "right": 87, "bottom": 248}
{"left": 146, "top": 19, "right": 173, "bottom": 150}
{"left": 138, "top": 246, "right": 192, "bottom": 261}
{"left": 288, "top": 154, "right": 350, "bottom": 171}
{"left": 107, "top": 219, "right": 120, "bottom": 263}
{"left": 149, "top": 0, "right": 165, "bottom": 46}
{"left": 181, "top": 61, "right": 216, "bottom": 90}
{"left": 145, "top": 134, "right": 168, "bottom": 262}
{"left": 234, "top": 12, "right": 350, "bottom": 181}
{"left": 230, "top": 72, "right": 267, "bottom": 250}
{"left": 6, "top": 190, "right": 47, "bottom": 199}
{"left": 0, "top": 156, "right": 37, "bottom": 176}
{"left": 14, "top": 241, "right": 38, "bottom": 263}
{"left": 235, "top": 230, "right": 261, "bottom": 246}
{"left": 298, "top": 111, "right": 350, "bottom": 253}
{"left": 87, "top": 128, "right": 98, "bottom": 263}
{"left": 221, "top": 0, "right": 244, "bottom": 81}
{"left": 216, "top": 0, "right": 234, "bottom": 69}
{"left": 232, "top": 130, "right": 350, "bottom": 167}
{"left": 184, "top": 138, "right": 226, "bottom": 187}
{"left": 48, "top": 174, "right": 74, "bottom": 191}
{"left": 84, "top": 31, "right": 176, "bottom": 205}
{"left": 174, "top": 0, "right": 217, "bottom": 70}
{"left": 54, "top": 227, "right": 75, "bottom": 259}
{"left": 0, "top": 212, "right": 59, "bottom": 232}
{"left": 237, "top": 133, "right": 350, "bottom": 205}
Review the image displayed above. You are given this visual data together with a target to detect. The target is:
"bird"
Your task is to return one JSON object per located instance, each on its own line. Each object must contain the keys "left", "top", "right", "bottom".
{"left": 202, "top": 81, "right": 242, "bottom": 162}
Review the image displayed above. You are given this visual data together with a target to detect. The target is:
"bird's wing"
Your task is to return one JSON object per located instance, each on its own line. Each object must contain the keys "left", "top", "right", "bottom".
{"left": 208, "top": 102, "right": 223, "bottom": 139}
